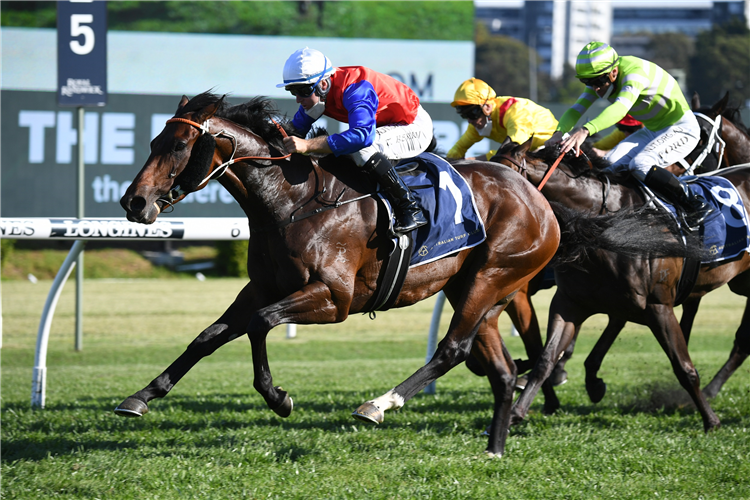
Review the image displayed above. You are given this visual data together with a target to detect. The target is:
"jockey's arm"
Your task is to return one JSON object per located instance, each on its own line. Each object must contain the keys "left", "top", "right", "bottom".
{"left": 282, "top": 135, "right": 332, "bottom": 155}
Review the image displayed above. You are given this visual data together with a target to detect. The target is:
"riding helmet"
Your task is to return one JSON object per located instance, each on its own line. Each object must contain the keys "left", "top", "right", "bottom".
{"left": 450, "top": 78, "right": 496, "bottom": 107}
{"left": 276, "top": 47, "right": 334, "bottom": 88}
{"left": 575, "top": 41, "right": 620, "bottom": 79}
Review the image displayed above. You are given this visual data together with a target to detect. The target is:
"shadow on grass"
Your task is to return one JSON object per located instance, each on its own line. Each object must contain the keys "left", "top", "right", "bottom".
{"left": 2, "top": 389, "right": 498, "bottom": 462}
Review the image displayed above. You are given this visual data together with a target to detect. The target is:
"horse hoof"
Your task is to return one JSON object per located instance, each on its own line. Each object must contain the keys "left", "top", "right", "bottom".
{"left": 484, "top": 450, "right": 503, "bottom": 459}
{"left": 587, "top": 379, "right": 607, "bottom": 403}
{"left": 271, "top": 387, "right": 294, "bottom": 418}
{"left": 352, "top": 401, "right": 384, "bottom": 424}
{"left": 114, "top": 397, "right": 148, "bottom": 417}
{"left": 550, "top": 369, "right": 568, "bottom": 387}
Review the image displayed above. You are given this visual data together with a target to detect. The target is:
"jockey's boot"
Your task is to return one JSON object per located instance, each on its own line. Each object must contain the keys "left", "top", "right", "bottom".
{"left": 644, "top": 166, "right": 714, "bottom": 229}
{"left": 363, "top": 152, "right": 428, "bottom": 234}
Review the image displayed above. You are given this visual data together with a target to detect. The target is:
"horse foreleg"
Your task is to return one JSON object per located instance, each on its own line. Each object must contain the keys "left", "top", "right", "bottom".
{"left": 584, "top": 316, "right": 627, "bottom": 403}
{"left": 114, "top": 284, "right": 257, "bottom": 417}
{"left": 505, "top": 283, "right": 543, "bottom": 373}
{"left": 510, "top": 292, "right": 583, "bottom": 425}
{"left": 646, "top": 304, "right": 720, "bottom": 432}
{"left": 703, "top": 298, "right": 750, "bottom": 399}
{"left": 247, "top": 281, "right": 340, "bottom": 417}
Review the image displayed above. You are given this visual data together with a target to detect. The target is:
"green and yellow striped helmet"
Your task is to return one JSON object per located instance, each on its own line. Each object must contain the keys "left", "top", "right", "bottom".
{"left": 575, "top": 42, "right": 620, "bottom": 79}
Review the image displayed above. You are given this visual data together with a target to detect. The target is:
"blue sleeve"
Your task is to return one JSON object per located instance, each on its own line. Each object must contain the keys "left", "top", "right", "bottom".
{"left": 291, "top": 106, "right": 316, "bottom": 136}
{"left": 326, "top": 80, "right": 378, "bottom": 156}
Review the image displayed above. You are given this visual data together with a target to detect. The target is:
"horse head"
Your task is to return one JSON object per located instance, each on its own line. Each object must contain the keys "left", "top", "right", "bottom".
{"left": 120, "top": 94, "right": 225, "bottom": 223}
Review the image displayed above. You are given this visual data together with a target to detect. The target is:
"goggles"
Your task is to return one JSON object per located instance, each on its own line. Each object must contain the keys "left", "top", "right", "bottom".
{"left": 456, "top": 105, "right": 485, "bottom": 120}
{"left": 579, "top": 73, "right": 612, "bottom": 88}
{"left": 286, "top": 84, "right": 316, "bottom": 98}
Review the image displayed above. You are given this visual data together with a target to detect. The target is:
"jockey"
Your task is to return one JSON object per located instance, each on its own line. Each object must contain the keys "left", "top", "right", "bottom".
{"left": 447, "top": 78, "right": 558, "bottom": 160}
{"left": 547, "top": 41, "right": 713, "bottom": 228}
{"left": 277, "top": 47, "right": 432, "bottom": 234}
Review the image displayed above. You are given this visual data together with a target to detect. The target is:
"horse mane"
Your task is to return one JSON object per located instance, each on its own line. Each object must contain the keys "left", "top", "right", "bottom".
{"left": 179, "top": 91, "right": 300, "bottom": 152}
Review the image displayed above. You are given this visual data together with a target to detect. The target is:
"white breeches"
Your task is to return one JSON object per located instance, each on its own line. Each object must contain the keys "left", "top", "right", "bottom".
{"left": 350, "top": 106, "right": 433, "bottom": 166}
{"left": 605, "top": 112, "right": 700, "bottom": 181}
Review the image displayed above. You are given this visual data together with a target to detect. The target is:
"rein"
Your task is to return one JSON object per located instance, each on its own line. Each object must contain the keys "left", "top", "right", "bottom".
{"left": 495, "top": 150, "right": 566, "bottom": 192}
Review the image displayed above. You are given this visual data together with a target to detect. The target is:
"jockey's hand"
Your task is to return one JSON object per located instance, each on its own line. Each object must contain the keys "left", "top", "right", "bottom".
{"left": 559, "top": 127, "right": 589, "bottom": 156}
{"left": 283, "top": 136, "right": 309, "bottom": 154}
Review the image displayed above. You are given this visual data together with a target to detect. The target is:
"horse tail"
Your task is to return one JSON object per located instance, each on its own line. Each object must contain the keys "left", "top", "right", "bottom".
{"left": 549, "top": 202, "right": 707, "bottom": 266}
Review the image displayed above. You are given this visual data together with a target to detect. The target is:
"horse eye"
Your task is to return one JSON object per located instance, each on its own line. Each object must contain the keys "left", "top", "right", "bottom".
{"left": 174, "top": 141, "right": 187, "bottom": 152}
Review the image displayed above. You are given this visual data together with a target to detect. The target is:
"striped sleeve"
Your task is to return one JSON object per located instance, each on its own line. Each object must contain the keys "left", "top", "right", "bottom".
{"left": 556, "top": 88, "right": 598, "bottom": 133}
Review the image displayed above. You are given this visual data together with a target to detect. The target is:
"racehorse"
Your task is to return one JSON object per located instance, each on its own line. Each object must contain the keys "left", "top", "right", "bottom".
{"left": 494, "top": 91, "right": 750, "bottom": 392}
{"left": 114, "top": 92, "right": 566, "bottom": 457}
{"left": 493, "top": 138, "right": 750, "bottom": 436}
{"left": 115, "top": 92, "right": 691, "bottom": 458}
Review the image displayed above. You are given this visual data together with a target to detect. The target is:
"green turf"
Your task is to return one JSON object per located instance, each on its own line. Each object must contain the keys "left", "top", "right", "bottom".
{"left": 2, "top": 279, "right": 749, "bottom": 499}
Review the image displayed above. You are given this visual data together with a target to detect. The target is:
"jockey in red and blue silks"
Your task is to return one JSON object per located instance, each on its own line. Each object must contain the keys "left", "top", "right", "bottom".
{"left": 277, "top": 47, "right": 432, "bottom": 234}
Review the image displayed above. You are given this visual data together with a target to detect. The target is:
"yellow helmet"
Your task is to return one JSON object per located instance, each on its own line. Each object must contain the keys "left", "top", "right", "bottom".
{"left": 451, "top": 78, "right": 496, "bottom": 107}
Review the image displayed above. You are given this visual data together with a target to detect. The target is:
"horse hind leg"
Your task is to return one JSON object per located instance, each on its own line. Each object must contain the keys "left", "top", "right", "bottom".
{"left": 703, "top": 298, "right": 750, "bottom": 399}
{"left": 584, "top": 316, "right": 627, "bottom": 403}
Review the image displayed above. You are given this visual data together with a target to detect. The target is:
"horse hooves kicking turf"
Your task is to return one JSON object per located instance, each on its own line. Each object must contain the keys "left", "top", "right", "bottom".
{"left": 352, "top": 402, "right": 384, "bottom": 424}
{"left": 114, "top": 397, "right": 149, "bottom": 417}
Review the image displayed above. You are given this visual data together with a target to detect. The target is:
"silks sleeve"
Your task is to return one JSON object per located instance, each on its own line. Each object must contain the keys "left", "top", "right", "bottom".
{"left": 446, "top": 126, "right": 482, "bottom": 159}
{"left": 556, "top": 88, "right": 598, "bottom": 133}
{"left": 326, "top": 80, "right": 378, "bottom": 156}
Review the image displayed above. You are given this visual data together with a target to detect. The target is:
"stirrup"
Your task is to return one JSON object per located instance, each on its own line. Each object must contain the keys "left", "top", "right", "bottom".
{"left": 393, "top": 210, "right": 427, "bottom": 234}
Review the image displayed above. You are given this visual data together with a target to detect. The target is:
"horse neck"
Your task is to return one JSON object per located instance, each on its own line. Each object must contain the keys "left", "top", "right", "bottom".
{"left": 532, "top": 159, "right": 638, "bottom": 214}
{"left": 215, "top": 119, "right": 318, "bottom": 228}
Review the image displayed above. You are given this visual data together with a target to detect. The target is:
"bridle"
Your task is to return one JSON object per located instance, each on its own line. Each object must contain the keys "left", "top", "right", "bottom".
{"left": 679, "top": 112, "right": 726, "bottom": 174}
{"left": 159, "top": 115, "right": 370, "bottom": 231}
{"left": 158, "top": 116, "right": 292, "bottom": 207}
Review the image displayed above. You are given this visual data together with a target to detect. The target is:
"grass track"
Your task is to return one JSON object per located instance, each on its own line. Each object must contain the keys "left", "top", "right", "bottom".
{"left": 2, "top": 279, "right": 750, "bottom": 499}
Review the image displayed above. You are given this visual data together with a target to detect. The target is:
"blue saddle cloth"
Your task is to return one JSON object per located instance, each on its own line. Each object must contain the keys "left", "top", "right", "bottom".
{"left": 655, "top": 176, "right": 750, "bottom": 263}
{"left": 383, "top": 152, "right": 487, "bottom": 268}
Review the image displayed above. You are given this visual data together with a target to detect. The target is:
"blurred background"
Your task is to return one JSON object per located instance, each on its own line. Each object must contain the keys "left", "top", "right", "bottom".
{"left": 2, "top": 0, "right": 749, "bottom": 278}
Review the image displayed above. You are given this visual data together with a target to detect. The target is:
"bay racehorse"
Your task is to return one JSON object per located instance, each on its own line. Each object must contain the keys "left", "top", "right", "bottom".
{"left": 493, "top": 139, "right": 750, "bottom": 437}
{"left": 492, "top": 92, "right": 750, "bottom": 393}
{"left": 115, "top": 92, "right": 692, "bottom": 457}
{"left": 115, "top": 92, "right": 566, "bottom": 457}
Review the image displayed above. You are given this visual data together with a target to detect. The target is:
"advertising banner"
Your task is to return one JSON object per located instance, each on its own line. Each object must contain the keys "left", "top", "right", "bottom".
{"left": 56, "top": 1, "right": 107, "bottom": 107}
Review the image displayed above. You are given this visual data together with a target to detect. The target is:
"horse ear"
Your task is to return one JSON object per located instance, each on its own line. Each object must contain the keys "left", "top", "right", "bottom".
{"left": 176, "top": 95, "right": 190, "bottom": 114}
{"left": 691, "top": 92, "right": 701, "bottom": 111}
{"left": 514, "top": 137, "right": 533, "bottom": 157}
{"left": 709, "top": 92, "right": 729, "bottom": 118}
{"left": 198, "top": 95, "right": 226, "bottom": 121}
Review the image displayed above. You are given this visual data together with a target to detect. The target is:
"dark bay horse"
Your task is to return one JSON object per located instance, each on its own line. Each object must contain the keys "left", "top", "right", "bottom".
{"left": 494, "top": 139, "right": 750, "bottom": 436}
{"left": 495, "top": 92, "right": 750, "bottom": 393}
{"left": 115, "top": 92, "right": 564, "bottom": 457}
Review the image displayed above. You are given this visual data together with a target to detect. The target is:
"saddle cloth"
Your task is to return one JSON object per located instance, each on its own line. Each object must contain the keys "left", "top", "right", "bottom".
{"left": 651, "top": 176, "right": 750, "bottom": 263}
{"left": 380, "top": 152, "right": 487, "bottom": 268}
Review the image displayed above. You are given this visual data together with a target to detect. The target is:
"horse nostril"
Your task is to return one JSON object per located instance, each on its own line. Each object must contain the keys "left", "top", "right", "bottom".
{"left": 129, "top": 196, "right": 147, "bottom": 214}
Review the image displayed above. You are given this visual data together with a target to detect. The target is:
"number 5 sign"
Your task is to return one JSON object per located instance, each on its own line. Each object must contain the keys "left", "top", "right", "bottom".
{"left": 57, "top": 0, "right": 107, "bottom": 107}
